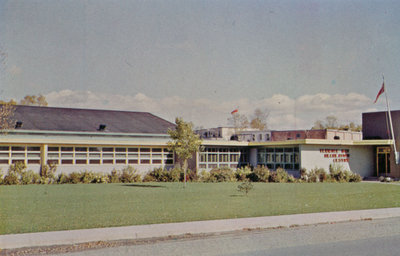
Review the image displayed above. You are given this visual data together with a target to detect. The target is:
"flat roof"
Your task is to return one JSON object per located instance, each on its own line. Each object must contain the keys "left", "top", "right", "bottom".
{"left": 250, "top": 139, "right": 393, "bottom": 146}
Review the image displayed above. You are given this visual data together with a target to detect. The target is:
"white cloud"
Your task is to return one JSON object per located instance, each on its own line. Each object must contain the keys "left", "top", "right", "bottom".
{"left": 46, "top": 90, "right": 376, "bottom": 130}
{"left": 8, "top": 65, "right": 22, "bottom": 76}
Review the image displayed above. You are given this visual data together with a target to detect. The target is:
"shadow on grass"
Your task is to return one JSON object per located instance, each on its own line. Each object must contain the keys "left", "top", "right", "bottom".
{"left": 230, "top": 194, "right": 245, "bottom": 197}
{"left": 122, "top": 184, "right": 166, "bottom": 188}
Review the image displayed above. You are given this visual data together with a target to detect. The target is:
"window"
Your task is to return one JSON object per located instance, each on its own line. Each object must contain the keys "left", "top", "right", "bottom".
{"left": 0, "top": 145, "right": 42, "bottom": 165}
{"left": 257, "top": 147, "right": 299, "bottom": 170}
{"left": 43, "top": 146, "right": 173, "bottom": 166}
{"left": 199, "top": 147, "right": 248, "bottom": 169}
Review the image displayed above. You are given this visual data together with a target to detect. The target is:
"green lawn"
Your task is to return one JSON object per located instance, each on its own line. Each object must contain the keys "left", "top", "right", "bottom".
{"left": 1, "top": 182, "right": 400, "bottom": 235}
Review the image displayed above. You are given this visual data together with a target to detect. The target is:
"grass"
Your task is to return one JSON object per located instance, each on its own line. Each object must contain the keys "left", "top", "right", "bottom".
{"left": 1, "top": 182, "right": 400, "bottom": 235}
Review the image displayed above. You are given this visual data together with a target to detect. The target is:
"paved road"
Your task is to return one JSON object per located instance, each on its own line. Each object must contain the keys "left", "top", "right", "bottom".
{"left": 53, "top": 217, "right": 400, "bottom": 256}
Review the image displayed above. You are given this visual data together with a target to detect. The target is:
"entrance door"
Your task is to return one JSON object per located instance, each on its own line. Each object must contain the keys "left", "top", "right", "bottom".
{"left": 376, "top": 147, "right": 390, "bottom": 176}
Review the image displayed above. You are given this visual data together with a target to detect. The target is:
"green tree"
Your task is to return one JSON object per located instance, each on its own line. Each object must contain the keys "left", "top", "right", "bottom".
{"left": 167, "top": 117, "right": 202, "bottom": 188}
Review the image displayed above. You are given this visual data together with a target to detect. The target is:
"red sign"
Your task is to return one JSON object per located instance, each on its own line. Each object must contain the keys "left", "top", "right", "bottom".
{"left": 320, "top": 149, "right": 350, "bottom": 162}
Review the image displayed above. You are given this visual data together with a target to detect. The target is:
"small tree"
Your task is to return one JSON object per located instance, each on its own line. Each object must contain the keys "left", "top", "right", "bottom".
{"left": 167, "top": 117, "right": 202, "bottom": 188}
{"left": 237, "top": 180, "right": 254, "bottom": 196}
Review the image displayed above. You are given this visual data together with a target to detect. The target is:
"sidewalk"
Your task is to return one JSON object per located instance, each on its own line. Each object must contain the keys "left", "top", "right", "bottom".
{"left": 1, "top": 207, "right": 400, "bottom": 250}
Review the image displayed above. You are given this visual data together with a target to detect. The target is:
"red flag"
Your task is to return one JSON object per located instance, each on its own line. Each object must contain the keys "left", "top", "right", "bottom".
{"left": 231, "top": 109, "right": 238, "bottom": 114}
{"left": 374, "top": 83, "right": 385, "bottom": 103}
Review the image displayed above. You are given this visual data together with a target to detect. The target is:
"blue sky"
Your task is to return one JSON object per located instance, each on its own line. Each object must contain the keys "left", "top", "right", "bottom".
{"left": 1, "top": 0, "right": 400, "bottom": 129}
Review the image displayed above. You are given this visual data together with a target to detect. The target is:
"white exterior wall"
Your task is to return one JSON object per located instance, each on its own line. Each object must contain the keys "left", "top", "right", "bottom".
{"left": 299, "top": 144, "right": 374, "bottom": 177}
{"left": 53, "top": 164, "right": 173, "bottom": 176}
{"left": 326, "top": 130, "right": 362, "bottom": 141}
{"left": 0, "top": 163, "right": 173, "bottom": 176}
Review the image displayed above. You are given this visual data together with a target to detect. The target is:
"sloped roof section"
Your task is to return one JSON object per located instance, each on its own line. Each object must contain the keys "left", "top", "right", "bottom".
{"left": 12, "top": 105, "right": 175, "bottom": 134}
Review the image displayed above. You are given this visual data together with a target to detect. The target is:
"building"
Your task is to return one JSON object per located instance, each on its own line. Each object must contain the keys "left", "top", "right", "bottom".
{"left": 196, "top": 127, "right": 272, "bottom": 142}
{"left": 0, "top": 105, "right": 397, "bottom": 178}
{"left": 271, "top": 129, "right": 362, "bottom": 141}
{"left": 0, "top": 106, "right": 176, "bottom": 175}
{"left": 196, "top": 127, "right": 389, "bottom": 178}
{"left": 362, "top": 110, "right": 400, "bottom": 177}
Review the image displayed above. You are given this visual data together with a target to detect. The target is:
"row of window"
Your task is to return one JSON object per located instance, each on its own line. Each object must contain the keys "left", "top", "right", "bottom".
{"left": 199, "top": 147, "right": 248, "bottom": 169}
{"left": 0, "top": 146, "right": 41, "bottom": 164}
{"left": 0, "top": 146, "right": 174, "bottom": 165}
{"left": 257, "top": 147, "right": 300, "bottom": 170}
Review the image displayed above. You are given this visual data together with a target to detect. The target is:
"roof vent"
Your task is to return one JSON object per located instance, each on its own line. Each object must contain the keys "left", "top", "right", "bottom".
{"left": 15, "top": 121, "right": 23, "bottom": 129}
{"left": 98, "top": 124, "right": 107, "bottom": 131}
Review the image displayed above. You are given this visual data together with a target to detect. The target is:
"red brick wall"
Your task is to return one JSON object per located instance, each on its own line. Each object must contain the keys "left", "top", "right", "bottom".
{"left": 271, "top": 130, "right": 326, "bottom": 141}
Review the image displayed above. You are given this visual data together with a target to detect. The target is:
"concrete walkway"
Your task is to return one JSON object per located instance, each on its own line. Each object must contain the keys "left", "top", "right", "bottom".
{"left": 1, "top": 207, "right": 400, "bottom": 250}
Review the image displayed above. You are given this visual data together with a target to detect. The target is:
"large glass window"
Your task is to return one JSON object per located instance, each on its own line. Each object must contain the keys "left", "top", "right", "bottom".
{"left": 257, "top": 147, "right": 300, "bottom": 170}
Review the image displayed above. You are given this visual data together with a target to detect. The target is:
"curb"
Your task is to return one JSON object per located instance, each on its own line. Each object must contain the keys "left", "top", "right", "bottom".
{"left": 1, "top": 207, "right": 400, "bottom": 249}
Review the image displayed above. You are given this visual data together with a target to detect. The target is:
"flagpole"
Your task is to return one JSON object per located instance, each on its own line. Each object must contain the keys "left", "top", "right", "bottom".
{"left": 383, "top": 75, "right": 399, "bottom": 164}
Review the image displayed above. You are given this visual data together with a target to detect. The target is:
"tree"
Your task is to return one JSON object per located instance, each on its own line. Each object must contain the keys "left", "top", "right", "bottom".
{"left": 325, "top": 115, "right": 338, "bottom": 129}
{"left": 20, "top": 94, "right": 48, "bottom": 106}
{"left": 227, "top": 113, "right": 249, "bottom": 133}
{"left": 167, "top": 117, "right": 202, "bottom": 188}
{"left": 250, "top": 108, "right": 269, "bottom": 130}
{"left": 312, "top": 120, "right": 325, "bottom": 130}
{"left": 0, "top": 99, "right": 16, "bottom": 105}
{"left": 311, "top": 116, "right": 361, "bottom": 132}
{"left": 0, "top": 102, "right": 15, "bottom": 131}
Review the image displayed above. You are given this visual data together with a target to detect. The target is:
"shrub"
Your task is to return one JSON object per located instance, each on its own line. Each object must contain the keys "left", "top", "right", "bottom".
{"left": 144, "top": 168, "right": 169, "bottom": 182}
{"left": 287, "top": 174, "right": 296, "bottom": 183}
{"left": 328, "top": 164, "right": 361, "bottom": 183}
{"left": 57, "top": 173, "right": 69, "bottom": 184}
{"left": 92, "top": 173, "right": 109, "bottom": 184}
{"left": 169, "top": 167, "right": 182, "bottom": 182}
{"left": 349, "top": 172, "right": 362, "bottom": 182}
{"left": 120, "top": 166, "right": 141, "bottom": 183}
{"left": 248, "top": 166, "right": 270, "bottom": 182}
{"left": 199, "top": 170, "right": 212, "bottom": 182}
{"left": 3, "top": 163, "right": 28, "bottom": 185}
{"left": 209, "top": 167, "right": 236, "bottom": 182}
{"left": 3, "top": 172, "right": 19, "bottom": 185}
{"left": 143, "top": 167, "right": 195, "bottom": 182}
{"left": 21, "top": 170, "right": 40, "bottom": 185}
{"left": 68, "top": 172, "right": 83, "bottom": 184}
{"left": 237, "top": 180, "right": 254, "bottom": 196}
{"left": 8, "top": 162, "right": 27, "bottom": 176}
{"left": 269, "top": 168, "right": 291, "bottom": 183}
{"left": 40, "top": 163, "right": 57, "bottom": 183}
{"left": 307, "top": 168, "right": 328, "bottom": 183}
{"left": 142, "top": 173, "right": 157, "bottom": 182}
{"left": 186, "top": 169, "right": 198, "bottom": 182}
{"left": 235, "top": 166, "right": 252, "bottom": 181}
{"left": 109, "top": 170, "right": 121, "bottom": 183}
{"left": 80, "top": 171, "right": 96, "bottom": 184}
